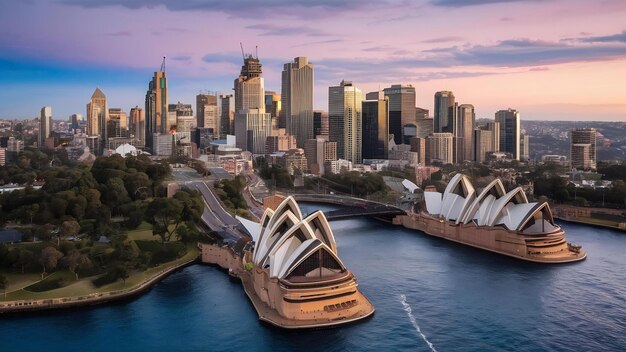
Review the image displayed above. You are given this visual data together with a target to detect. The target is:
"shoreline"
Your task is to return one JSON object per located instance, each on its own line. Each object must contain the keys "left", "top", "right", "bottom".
{"left": 554, "top": 216, "right": 626, "bottom": 232}
{"left": 0, "top": 255, "right": 198, "bottom": 316}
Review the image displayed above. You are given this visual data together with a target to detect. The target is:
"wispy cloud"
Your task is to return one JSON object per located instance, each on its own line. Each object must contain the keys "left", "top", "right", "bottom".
{"left": 171, "top": 55, "right": 192, "bottom": 62}
{"left": 431, "top": 0, "right": 531, "bottom": 7}
{"left": 579, "top": 30, "right": 626, "bottom": 43}
{"left": 246, "top": 24, "right": 331, "bottom": 37}
{"left": 59, "top": 0, "right": 389, "bottom": 18}
{"left": 421, "top": 36, "right": 464, "bottom": 44}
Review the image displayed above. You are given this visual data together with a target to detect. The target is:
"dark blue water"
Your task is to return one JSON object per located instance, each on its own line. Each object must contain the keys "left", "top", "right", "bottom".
{"left": 1, "top": 206, "right": 625, "bottom": 351}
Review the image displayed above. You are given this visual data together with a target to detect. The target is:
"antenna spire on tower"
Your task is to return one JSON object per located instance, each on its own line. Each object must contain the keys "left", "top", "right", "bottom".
{"left": 161, "top": 56, "right": 166, "bottom": 72}
{"left": 240, "top": 42, "right": 245, "bottom": 60}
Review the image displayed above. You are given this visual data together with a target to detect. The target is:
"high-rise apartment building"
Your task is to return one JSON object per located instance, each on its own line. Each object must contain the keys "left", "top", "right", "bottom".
{"left": 234, "top": 55, "right": 272, "bottom": 155}
{"left": 434, "top": 91, "right": 456, "bottom": 133}
{"left": 473, "top": 128, "right": 494, "bottom": 163}
{"left": 282, "top": 57, "right": 314, "bottom": 148}
{"left": 329, "top": 80, "right": 363, "bottom": 164}
{"left": 427, "top": 132, "right": 454, "bottom": 165}
{"left": 219, "top": 94, "right": 233, "bottom": 138}
{"left": 304, "top": 137, "right": 337, "bottom": 175}
{"left": 129, "top": 107, "right": 145, "bottom": 147}
{"left": 485, "top": 121, "right": 500, "bottom": 153}
{"left": 196, "top": 94, "right": 218, "bottom": 132}
{"left": 362, "top": 96, "right": 389, "bottom": 160}
{"left": 520, "top": 134, "right": 530, "bottom": 161}
{"left": 570, "top": 128, "right": 597, "bottom": 170}
{"left": 145, "top": 70, "right": 168, "bottom": 152}
{"left": 87, "top": 88, "right": 107, "bottom": 138}
{"left": 383, "top": 84, "right": 416, "bottom": 145}
{"left": 39, "top": 106, "right": 52, "bottom": 148}
{"left": 456, "top": 104, "right": 475, "bottom": 162}
{"left": 495, "top": 108, "right": 521, "bottom": 160}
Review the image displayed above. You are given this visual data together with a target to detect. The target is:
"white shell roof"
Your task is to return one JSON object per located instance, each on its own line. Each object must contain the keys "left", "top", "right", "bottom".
{"left": 423, "top": 174, "right": 555, "bottom": 231}
{"left": 251, "top": 196, "right": 346, "bottom": 279}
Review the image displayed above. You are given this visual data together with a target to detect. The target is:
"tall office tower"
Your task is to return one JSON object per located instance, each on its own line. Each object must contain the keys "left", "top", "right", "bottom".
{"left": 265, "top": 91, "right": 281, "bottom": 119}
{"left": 485, "top": 121, "right": 500, "bottom": 152}
{"left": 426, "top": 132, "right": 454, "bottom": 165}
{"left": 281, "top": 57, "right": 314, "bottom": 148}
{"left": 107, "top": 108, "right": 128, "bottom": 139}
{"left": 329, "top": 80, "right": 363, "bottom": 163}
{"left": 382, "top": 84, "right": 416, "bottom": 145}
{"left": 39, "top": 106, "right": 52, "bottom": 148}
{"left": 313, "top": 111, "right": 329, "bottom": 138}
{"left": 196, "top": 94, "right": 218, "bottom": 132}
{"left": 129, "top": 107, "right": 145, "bottom": 147}
{"left": 409, "top": 137, "right": 426, "bottom": 165}
{"left": 234, "top": 55, "right": 272, "bottom": 154}
{"left": 434, "top": 91, "right": 456, "bottom": 133}
{"left": 456, "top": 104, "right": 475, "bottom": 162}
{"left": 87, "top": 88, "right": 107, "bottom": 139}
{"left": 219, "top": 94, "right": 233, "bottom": 138}
{"left": 416, "top": 117, "right": 433, "bottom": 139}
{"left": 570, "top": 128, "right": 597, "bottom": 170}
{"left": 70, "top": 114, "right": 82, "bottom": 131}
{"left": 520, "top": 134, "right": 530, "bottom": 161}
{"left": 473, "top": 128, "right": 494, "bottom": 162}
{"left": 495, "top": 108, "right": 521, "bottom": 160}
{"left": 145, "top": 70, "right": 168, "bottom": 151}
{"left": 362, "top": 97, "right": 389, "bottom": 160}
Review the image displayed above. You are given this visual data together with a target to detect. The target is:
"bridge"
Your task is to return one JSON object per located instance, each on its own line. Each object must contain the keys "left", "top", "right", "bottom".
{"left": 292, "top": 194, "right": 406, "bottom": 221}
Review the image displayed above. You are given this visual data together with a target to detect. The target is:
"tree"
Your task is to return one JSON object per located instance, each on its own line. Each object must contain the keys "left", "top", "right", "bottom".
{"left": 60, "top": 220, "right": 80, "bottom": 238}
{"left": 114, "top": 264, "right": 130, "bottom": 285}
{"left": 145, "top": 197, "right": 184, "bottom": 243}
{"left": 0, "top": 274, "right": 7, "bottom": 298}
{"left": 61, "top": 250, "right": 92, "bottom": 280}
{"left": 39, "top": 246, "right": 64, "bottom": 279}
{"left": 18, "top": 249, "right": 35, "bottom": 274}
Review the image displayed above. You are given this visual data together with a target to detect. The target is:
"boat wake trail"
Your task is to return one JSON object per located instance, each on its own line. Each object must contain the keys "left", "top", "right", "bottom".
{"left": 400, "top": 294, "right": 438, "bottom": 352}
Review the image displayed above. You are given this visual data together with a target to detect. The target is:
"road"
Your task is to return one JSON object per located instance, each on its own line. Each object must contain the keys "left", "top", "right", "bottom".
{"left": 171, "top": 167, "right": 250, "bottom": 243}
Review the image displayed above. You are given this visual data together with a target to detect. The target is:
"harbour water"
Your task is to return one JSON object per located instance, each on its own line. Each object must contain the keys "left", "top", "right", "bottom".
{"left": 1, "top": 207, "right": 625, "bottom": 351}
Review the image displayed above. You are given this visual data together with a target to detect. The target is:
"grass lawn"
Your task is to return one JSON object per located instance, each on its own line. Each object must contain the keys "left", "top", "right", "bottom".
{"left": 1, "top": 244, "right": 198, "bottom": 302}
{"left": 127, "top": 228, "right": 159, "bottom": 241}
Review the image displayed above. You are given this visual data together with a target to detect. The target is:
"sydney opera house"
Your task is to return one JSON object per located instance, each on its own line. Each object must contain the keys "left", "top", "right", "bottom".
{"left": 242, "top": 196, "right": 374, "bottom": 328}
{"left": 401, "top": 174, "right": 586, "bottom": 263}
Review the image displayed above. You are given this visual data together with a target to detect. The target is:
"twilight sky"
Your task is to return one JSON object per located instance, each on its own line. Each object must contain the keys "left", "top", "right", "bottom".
{"left": 1, "top": 0, "right": 626, "bottom": 121}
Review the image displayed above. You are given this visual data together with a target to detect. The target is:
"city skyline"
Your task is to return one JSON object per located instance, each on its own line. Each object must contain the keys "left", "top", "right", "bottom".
{"left": 1, "top": 0, "right": 626, "bottom": 121}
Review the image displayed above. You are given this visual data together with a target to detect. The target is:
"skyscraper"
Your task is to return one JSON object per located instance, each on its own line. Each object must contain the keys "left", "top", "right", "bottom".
{"left": 313, "top": 111, "right": 329, "bottom": 138}
{"left": 570, "top": 128, "right": 597, "bottom": 170}
{"left": 107, "top": 108, "right": 127, "bottom": 139}
{"left": 282, "top": 57, "right": 314, "bottom": 148}
{"left": 485, "top": 121, "right": 500, "bottom": 153}
{"left": 520, "top": 134, "right": 530, "bottom": 161}
{"left": 219, "top": 94, "right": 233, "bottom": 138}
{"left": 196, "top": 94, "right": 218, "bottom": 132}
{"left": 86, "top": 88, "right": 107, "bottom": 138}
{"left": 39, "top": 106, "right": 51, "bottom": 148}
{"left": 456, "top": 104, "right": 475, "bottom": 162}
{"left": 473, "top": 128, "right": 494, "bottom": 163}
{"left": 129, "top": 107, "right": 145, "bottom": 147}
{"left": 70, "top": 114, "right": 81, "bottom": 131}
{"left": 329, "top": 81, "right": 363, "bottom": 163}
{"left": 383, "top": 84, "right": 416, "bottom": 145}
{"left": 362, "top": 96, "right": 389, "bottom": 160}
{"left": 234, "top": 55, "right": 272, "bottom": 155}
{"left": 434, "top": 91, "right": 456, "bottom": 133}
{"left": 427, "top": 132, "right": 454, "bottom": 165}
{"left": 495, "top": 108, "right": 521, "bottom": 160}
{"left": 145, "top": 70, "right": 168, "bottom": 152}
